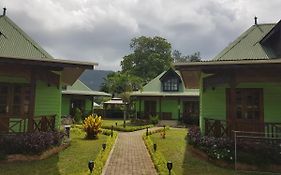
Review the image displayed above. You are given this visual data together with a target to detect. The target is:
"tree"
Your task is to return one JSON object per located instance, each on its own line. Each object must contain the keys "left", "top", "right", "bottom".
{"left": 173, "top": 50, "right": 201, "bottom": 63}
{"left": 121, "top": 36, "right": 173, "bottom": 83}
{"left": 100, "top": 72, "right": 143, "bottom": 95}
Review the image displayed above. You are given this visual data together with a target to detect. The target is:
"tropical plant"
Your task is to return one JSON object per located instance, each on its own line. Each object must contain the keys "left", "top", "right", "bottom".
{"left": 83, "top": 114, "right": 102, "bottom": 139}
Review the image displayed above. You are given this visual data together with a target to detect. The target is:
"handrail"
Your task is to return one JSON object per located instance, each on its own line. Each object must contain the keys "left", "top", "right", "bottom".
{"left": 0, "top": 114, "right": 56, "bottom": 134}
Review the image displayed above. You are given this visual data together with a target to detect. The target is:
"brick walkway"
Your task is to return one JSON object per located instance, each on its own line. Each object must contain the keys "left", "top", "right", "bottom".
{"left": 102, "top": 130, "right": 157, "bottom": 175}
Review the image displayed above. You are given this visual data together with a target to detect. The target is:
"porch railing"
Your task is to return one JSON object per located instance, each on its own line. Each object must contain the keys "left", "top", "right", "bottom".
{"left": 205, "top": 118, "right": 228, "bottom": 137}
{"left": 0, "top": 115, "right": 56, "bottom": 134}
{"left": 204, "top": 118, "right": 281, "bottom": 138}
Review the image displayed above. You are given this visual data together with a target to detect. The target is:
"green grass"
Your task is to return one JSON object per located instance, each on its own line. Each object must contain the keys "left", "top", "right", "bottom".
{"left": 148, "top": 128, "right": 265, "bottom": 175}
{"left": 0, "top": 128, "right": 116, "bottom": 175}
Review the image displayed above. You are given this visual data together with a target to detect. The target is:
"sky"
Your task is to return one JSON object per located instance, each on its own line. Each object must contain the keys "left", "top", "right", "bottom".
{"left": 0, "top": 0, "right": 280, "bottom": 71}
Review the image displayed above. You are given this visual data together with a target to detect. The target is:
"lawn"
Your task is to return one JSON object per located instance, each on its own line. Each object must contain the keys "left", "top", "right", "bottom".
{"left": 0, "top": 128, "right": 112, "bottom": 175}
{"left": 149, "top": 128, "right": 269, "bottom": 175}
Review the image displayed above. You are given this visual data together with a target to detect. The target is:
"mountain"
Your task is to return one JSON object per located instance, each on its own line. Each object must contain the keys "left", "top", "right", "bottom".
{"left": 79, "top": 70, "right": 114, "bottom": 91}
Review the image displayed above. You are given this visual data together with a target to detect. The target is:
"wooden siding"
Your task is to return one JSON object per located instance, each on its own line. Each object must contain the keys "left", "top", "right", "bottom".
{"left": 34, "top": 80, "right": 61, "bottom": 128}
{"left": 201, "top": 73, "right": 281, "bottom": 133}
{"left": 61, "top": 96, "right": 71, "bottom": 117}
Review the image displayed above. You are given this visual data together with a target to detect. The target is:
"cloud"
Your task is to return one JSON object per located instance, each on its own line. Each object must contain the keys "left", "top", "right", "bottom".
{"left": 1, "top": 0, "right": 280, "bottom": 70}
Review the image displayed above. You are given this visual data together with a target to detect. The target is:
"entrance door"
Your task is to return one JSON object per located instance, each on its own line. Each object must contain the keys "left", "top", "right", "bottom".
{"left": 182, "top": 101, "right": 199, "bottom": 125}
{"left": 144, "top": 101, "right": 156, "bottom": 118}
{"left": 228, "top": 88, "right": 264, "bottom": 132}
{"left": 70, "top": 99, "right": 85, "bottom": 116}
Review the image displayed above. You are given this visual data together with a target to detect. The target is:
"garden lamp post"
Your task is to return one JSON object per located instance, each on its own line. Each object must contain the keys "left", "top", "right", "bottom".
{"left": 146, "top": 127, "right": 149, "bottom": 136}
{"left": 111, "top": 125, "right": 113, "bottom": 137}
{"left": 153, "top": 143, "right": 157, "bottom": 152}
{"left": 167, "top": 161, "right": 173, "bottom": 175}
{"left": 64, "top": 125, "right": 71, "bottom": 138}
{"left": 102, "top": 143, "right": 107, "bottom": 151}
{"left": 88, "top": 160, "right": 94, "bottom": 174}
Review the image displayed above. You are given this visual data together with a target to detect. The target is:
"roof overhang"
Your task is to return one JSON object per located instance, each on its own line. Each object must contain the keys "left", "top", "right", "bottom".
{"left": 0, "top": 56, "right": 97, "bottom": 85}
{"left": 175, "top": 59, "right": 281, "bottom": 88}
{"left": 62, "top": 90, "right": 111, "bottom": 96}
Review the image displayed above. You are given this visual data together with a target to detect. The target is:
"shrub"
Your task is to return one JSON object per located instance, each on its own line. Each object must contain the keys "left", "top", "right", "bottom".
{"left": 188, "top": 126, "right": 234, "bottom": 162}
{"left": 0, "top": 131, "right": 64, "bottom": 155}
{"left": 83, "top": 114, "right": 102, "bottom": 139}
{"left": 149, "top": 115, "right": 159, "bottom": 125}
{"left": 130, "top": 118, "right": 150, "bottom": 126}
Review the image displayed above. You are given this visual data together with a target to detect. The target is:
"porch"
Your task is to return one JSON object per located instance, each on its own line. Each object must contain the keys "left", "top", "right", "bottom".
{"left": 204, "top": 117, "right": 281, "bottom": 138}
{"left": 0, "top": 115, "right": 56, "bottom": 134}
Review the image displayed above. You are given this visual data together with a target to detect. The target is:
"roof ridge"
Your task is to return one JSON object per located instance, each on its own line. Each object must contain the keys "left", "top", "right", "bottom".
{"left": 214, "top": 25, "right": 256, "bottom": 60}
{"left": 76, "top": 79, "right": 93, "bottom": 92}
{"left": 2, "top": 16, "right": 53, "bottom": 59}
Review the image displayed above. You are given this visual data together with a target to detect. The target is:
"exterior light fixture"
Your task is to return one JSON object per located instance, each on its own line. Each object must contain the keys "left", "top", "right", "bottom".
{"left": 64, "top": 125, "right": 71, "bottom": 138}
{"left": 167, "top": 161, "right": 173, "bottom": 175}
{"left": 111, "top": 125, "right": 113, "bottom": 137}
{"left": 153, "top": 143, "right": 157, "bottom": 152}
{"left": 146, "top": 127, "right": 149, "bottom": 136}
{"left": 88, "top": 160, "right": 94, "bottom": 174}
{"left": 115, "top": 122, "right": 118, "bottom": 126}
{"left": 102, "top": 143, "right": 106, "bottom": 151}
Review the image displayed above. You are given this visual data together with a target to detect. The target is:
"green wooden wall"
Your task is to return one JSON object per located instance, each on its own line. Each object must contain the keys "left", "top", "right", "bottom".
{"left": 200, "top": 74, "right": 281, "bottom": 132}
{"left": 61, "top": 95, "right": 93, "bottom": 117}
{"left": 61, "top": 96, "right": 71, "bottom": 117}
{"left": 135, "top": 98, "right": 186, "bottom": 120}
{"left": 0, "top": 75, "right": 62, "bottom": 131}
{"left": 34, "top": 80, "right": 61, "bottom": 128}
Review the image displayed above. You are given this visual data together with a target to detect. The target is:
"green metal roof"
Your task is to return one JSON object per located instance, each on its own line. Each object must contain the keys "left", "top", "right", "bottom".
{"left": 214, "top": 24, "right": 276, "bottom": 61}
{"left": 0, "top": 15, "right": 53, "bottom": 59}
{"left": 62, "top": 80, "right": 111, "bottom": 96}
{"left": 131, "top": 70, "right": 199, "bottom": 97}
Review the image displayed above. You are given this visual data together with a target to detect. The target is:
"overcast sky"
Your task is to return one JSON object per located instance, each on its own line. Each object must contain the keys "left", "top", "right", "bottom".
{"left": 1, "top": 0, "right": 280, "bottom": 71}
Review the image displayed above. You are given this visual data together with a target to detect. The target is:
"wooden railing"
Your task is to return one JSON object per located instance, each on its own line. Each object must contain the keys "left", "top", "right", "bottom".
{"left": 0, "top": 115, "right": 56, "bottom": 134}
{"left": 204, "top": 118, "right": 281, "bottom": 138}
{"left": 32, "top": 115, "right": 56, "bottom": 132}
{"left": 205, "top": 118, "right": 228, "bottom": 137}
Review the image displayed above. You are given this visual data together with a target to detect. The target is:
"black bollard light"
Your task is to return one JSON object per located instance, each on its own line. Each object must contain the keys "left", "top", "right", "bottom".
{"left": 111, "top": 125, "right": 113, "bottom": 137}
{"left": 88, "top": 160, "right": 94, "bottom": 174}
{"left": 123, "top": 120, "right": 126, "bottom": 128}
{"left": 167, "top": 161, "right": 173, "bottom": 175}
{"left": 146, "top": 127, "right": 149, "bottom": 136}
{"left": 153, "top": 143, "right": 157, "bottom": 152}
{"left": 102, "top": 143, "right": 107, "bottom": 151}
{"left": 115, "top": 122, "right": 118, "bottom": 126}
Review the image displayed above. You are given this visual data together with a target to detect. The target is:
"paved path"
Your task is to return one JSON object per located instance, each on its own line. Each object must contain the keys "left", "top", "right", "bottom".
{"left": 102, "top": 129, "right": 158, "bottom": 175}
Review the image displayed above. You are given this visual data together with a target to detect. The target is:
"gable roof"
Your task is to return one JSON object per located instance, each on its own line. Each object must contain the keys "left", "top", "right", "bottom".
{"left": 159, "top": 68, "right": 182, "bottom": 82}
{"left": 131, "top": 70, "right": 199, "bottom": 97}
{"left": 0, "top": 15, "right": 53, "bottom": 59}
{"left": 214, "top": 23, "right": 275, "bottom": 61}
{"left": 62, "top": 80, "right": 111, "bottom": 96}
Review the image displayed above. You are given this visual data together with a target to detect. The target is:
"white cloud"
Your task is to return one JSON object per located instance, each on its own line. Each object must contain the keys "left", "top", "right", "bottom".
{"left": 1, "top": 0, "right": 280, "bottom": 70}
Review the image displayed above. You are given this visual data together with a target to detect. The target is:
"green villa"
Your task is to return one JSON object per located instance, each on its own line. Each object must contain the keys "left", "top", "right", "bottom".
{"left": 61, "top": 79, "right": 110, "bottom": 117}
{"left": 176, "top": 19, "right": 281, "bottom": 137}
{"left": 0, "top": 11, "right": 95, "bottom": 133}
{"left": 131, "top": 68, "right": 199, "bottom": 124}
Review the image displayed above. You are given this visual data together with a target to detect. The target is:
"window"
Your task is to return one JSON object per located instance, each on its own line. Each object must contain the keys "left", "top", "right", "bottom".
{"left": 0, "top": 84, "right": 30, "bottom": 116}
{"left": 163, "top": 78, "right": 179, "bottom": 91}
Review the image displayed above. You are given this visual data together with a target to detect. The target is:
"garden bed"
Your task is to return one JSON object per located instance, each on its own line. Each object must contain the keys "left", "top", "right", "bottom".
{"left": 0, "top": 128, "right": 117, "bottom": 175}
